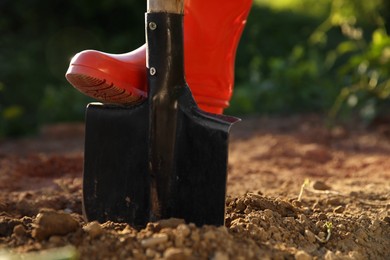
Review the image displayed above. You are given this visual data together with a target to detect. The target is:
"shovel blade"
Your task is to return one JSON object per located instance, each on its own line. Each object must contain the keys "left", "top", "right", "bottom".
{"left": 83, "top": 98, "right": 238, "bottom": 227}
{"left": 83, "top": 102, "right": 149, "bottom": 227}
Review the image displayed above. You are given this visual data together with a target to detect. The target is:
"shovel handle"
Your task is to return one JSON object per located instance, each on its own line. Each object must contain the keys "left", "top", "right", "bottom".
{"left": 147, "top": 0, "right": 184, "bottom": 14}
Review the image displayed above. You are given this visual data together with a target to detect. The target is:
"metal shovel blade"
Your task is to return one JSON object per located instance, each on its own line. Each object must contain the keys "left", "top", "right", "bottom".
{"left": 83, "top": 102, "right": 149, "bottom": 227}
{"left": 82, "top": 93, "right": 238, "bottom": 227}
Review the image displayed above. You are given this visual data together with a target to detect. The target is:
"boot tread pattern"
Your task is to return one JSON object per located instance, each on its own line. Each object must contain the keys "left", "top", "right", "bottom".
{"left": 67, "top": 73, "right": 141, "bottom": 104}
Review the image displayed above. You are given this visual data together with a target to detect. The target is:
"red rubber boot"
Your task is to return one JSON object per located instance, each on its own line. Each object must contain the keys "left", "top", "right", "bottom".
{"left": 66, "top": 0, "right": 252, "bottom": 114}
{"left": 66, "top": 46, "right": 147, "bottom": 104}
{"left": 184, "top": 0, "right": 252, "bottom": 113}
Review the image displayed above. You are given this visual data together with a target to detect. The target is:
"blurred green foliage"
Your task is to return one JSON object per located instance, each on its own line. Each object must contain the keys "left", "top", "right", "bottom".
{"left": 0, "top": 0, "right": 145, "bottom": 137}
{"left": 0, "top": 0, "right": 389, "bottom": 137}
{"left": 228, "top": 0, "right": 390, "bottom": 122}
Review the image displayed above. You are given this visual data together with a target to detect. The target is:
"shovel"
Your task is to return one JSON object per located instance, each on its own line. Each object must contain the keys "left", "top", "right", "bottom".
{"left": 82, "top": 0, "right": 240, "bottom": 227}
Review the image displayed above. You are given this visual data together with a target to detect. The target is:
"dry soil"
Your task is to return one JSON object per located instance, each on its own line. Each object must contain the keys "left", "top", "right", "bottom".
{"left": 0, "top": 115, "right": 389, "bottom": 259}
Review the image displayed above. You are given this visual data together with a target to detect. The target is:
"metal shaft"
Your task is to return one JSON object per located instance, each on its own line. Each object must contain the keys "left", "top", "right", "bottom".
{"left": 146, "top": 12, "right": 186, "bottom": 220}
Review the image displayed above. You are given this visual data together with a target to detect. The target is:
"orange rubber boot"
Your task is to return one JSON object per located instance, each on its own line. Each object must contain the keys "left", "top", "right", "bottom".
{"left": 66, "top": 0, "right": 252, "bottom": 114}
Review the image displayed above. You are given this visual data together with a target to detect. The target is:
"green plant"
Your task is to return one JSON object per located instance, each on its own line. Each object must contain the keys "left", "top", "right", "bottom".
{"left": 310, "top": 0, "right": 390, "bottom": 122}
{"left": 315, "top": 222, "right": 333, "bottom": 243}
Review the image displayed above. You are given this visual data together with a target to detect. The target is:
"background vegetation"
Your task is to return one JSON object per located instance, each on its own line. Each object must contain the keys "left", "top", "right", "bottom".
{"left": 0, "top": 0, "right": 389, "bottom": 137}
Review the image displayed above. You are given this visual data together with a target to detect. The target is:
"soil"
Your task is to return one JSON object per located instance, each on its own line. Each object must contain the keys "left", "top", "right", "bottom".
{"left": 0, "top": 115, "right": 389, "bottom": 259}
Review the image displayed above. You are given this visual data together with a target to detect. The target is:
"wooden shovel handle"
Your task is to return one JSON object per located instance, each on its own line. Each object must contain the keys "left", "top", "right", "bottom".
{"left": 147, "top": 0, "right": 184, "bottom": 14}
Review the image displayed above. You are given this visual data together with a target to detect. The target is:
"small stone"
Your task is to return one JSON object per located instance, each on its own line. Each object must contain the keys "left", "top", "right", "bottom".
{"left": 164, "top": 248, "right": 189, "bottom": 260}
{"left": 292, "top": 200, "right": 302, "bottom": 207}
{"left": 383, "top": 216, "right": 390, "bottom": 224}
{"left": 145, "top": 248, "right": 156, "bottom": 258}
{"left": 190, "top": 230, "right": 200, "bottom": 242}
{"left": 311, "top": 181, "right": 331, "bottom": 191}
{"left": 263, "top": 209, "right": 274, "bottom": 218}
{"left": 324, "top": 250, "right": 336, "bottom": 260}
{"left": 119, "top": 225, "right": 135, "bottom": 235}
{"left": 305, "top": 229, "right": 316, "bottom": 243}
{"left": 302, "top": 244, "right": 318, "bottom": 254}
{"left": 236, "top": 200, "right": 246, "bottom": 212}
{"left": 333, "top": 206, "right": 345, "bottom": 214}
{"left": 295, "top": 250, "right": 312, "bottom": 260}
{"left": 83, "top": 221, "right": 104, "bottom": 239}
{"left": 158, "top": 218, "right": 185, "bottom": 229}
{"left": 141, "top": 233, "right": 169, "bottom": 247}
{"left": 176, "top": 224, "right": 191, "bottom": 237}
{"left": 337, "top": 224, "right": 346, "bottom": 230}
{"left": 213, "top": 251, "right": 229, "bottom": 260}
{"left": 318, "top": 213, "right": 327, "bottom": 220}
{"left": 348, "top": 251, "right": 364, "bottom": 259}
{"left": 13, "top": 224, "right": 26, "bottom": 237}
{"left": 326, "top": 198, "right": 341, "bottom": 206}
{"left": 32, "top": 210, "right": 79, "bottom": 241}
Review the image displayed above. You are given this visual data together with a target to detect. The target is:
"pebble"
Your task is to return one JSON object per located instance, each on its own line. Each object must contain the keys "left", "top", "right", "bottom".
{"left": 324, "top": 250, "right": 336, "bottom": 260}
{"left": 236, "top": 200, "right": 246, "bottom": 212}
{"left": 304, "top": 229, "right": 316, "bottom": 243}
{"left": 318, "top": 213, "right": 327, "bottom": 220}
{"left": 176, "top": 224, "right": 191, "bottom": 237}
{"left": 145, "top": 248, "right": 156, "bottom": 258}
{"left": 13, "top": 224, "right": 26, "bottom": 237}
{"left": 336, "top": 224, "right": 346, "bottom": 230}
{"left": 83, "top": 221, "right": 104, "bottom": 239}
{"left": 158, "top": 218, "right": 185, "bottom": 229}
{"left": 263, "top": 209, "right": 274, "bottom": 218}
{"left": 164, "top": 248, "right": 189, "bottom": 260}
{"left": 311, "top": 181, "right": 331, "bottom": 191}
{"left": 190, "top": 229, "right": 200, "bottom": 242}
{"left": 141, "top": 233, "right": 169, "bottom": 247}
{"left": 32, "top": 210, "right": 79, "bottom": 241}
{"left": 213, "top": 251, "right": 229, "bottom": 260}
{"left": 292, "top": 200, "right": 302, "bottom": 207}
{"left": 326, "top": 198, "right": 341, "bottom": 206}
{"left": 348, "top": 251, "right": 364, "bottom": 259}
{"left": 295, "top": 250, "right": 312, "bottom": 260}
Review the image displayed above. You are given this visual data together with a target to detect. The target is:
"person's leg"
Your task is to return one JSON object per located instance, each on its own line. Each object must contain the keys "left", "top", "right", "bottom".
{"left": 66, "top": 0, "right": 252, "bottom": 113}
{"left": 184, "top": 0, "right": 252, "bottom": 113}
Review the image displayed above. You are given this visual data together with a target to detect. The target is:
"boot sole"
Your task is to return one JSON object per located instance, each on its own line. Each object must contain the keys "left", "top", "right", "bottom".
{"left": 66, "top": 65, "right": 146, "bottom": 105}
